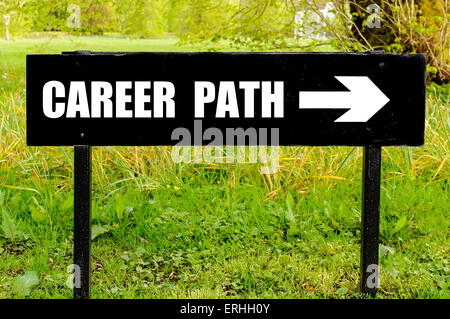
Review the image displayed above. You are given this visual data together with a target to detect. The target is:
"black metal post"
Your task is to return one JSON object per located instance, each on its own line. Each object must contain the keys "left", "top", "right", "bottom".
{"left": 360, "top": 145, "right": 381, "bottom": 297}
{"left": 74, "top": 145, "right": 92, "bottom": 299}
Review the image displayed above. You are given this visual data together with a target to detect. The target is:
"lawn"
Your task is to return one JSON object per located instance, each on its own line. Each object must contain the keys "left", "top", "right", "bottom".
{"left": 0, "top": 35, "right": 448, "bottom": 299}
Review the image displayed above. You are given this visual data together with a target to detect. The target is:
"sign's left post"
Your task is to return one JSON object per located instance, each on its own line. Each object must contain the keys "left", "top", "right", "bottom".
{"left": 73, "top": 145, "right": 92, "bottom": 299}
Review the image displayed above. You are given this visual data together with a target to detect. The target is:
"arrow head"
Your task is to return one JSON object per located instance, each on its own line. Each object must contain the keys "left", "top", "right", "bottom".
{"left": 333, "top": 76, "right": 390, "bottom": 122}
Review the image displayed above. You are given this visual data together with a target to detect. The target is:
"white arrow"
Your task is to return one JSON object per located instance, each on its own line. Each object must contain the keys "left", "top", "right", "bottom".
{"left": 299, "top": 76, "right": 390, "bottom": 122}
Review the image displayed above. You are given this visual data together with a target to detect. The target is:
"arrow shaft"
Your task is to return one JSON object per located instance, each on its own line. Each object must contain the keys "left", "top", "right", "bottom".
{"left": 299, "top": 91, "right": 353, "bottom": 109}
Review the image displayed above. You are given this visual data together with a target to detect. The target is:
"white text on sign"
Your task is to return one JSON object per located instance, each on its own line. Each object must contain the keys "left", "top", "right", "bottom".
{"left": 42, "top": 81, "right": 284, "bottom": 119}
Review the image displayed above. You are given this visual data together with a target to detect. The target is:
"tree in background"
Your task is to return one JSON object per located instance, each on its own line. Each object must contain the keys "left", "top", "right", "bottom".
{"left": 1, "top": 0, "right": 447, "bottom": 82}
{"left": 113, "top": 0, "right": 167, "bottom": 37}
{"left": 171, "top": 0, "right": 238, "bottom": 43}
{"left": 176, "top": 0, "right": 299, "bottom": 50}
{"left": 329, "top": 0, "right": 449, "bottom": 83}
{"left": 30, "top": 0, "right": 115, "bottom": 35}
{"left": 30, "top": 0, "right": 71, "bottom": 32}
{"left": 2, "top": 0, "right": 168, "bottom": 37}
{"left": 0, "top": 0, "right": 29, "bottom": 40}
{"left": 176, "top": 0, "right": 448, "bottom": 83}
{"left": 79, "top": 0, "right": 114, "bottom": 35}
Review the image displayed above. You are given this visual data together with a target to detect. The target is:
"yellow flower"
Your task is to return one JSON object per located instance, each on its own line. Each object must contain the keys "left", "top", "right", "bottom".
{"left": 166, "top": 185, "right": 171, "bottom": 189}
{"left": 173, "top": 186, "right": 180, "bottom": 191}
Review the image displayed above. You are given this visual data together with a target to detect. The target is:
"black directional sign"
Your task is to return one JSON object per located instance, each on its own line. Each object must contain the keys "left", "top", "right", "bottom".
{"left": 26, "top": 52, "right": 426, "bottom": 146}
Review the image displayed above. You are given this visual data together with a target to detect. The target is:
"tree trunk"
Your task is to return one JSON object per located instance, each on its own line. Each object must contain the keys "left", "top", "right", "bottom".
{"left": 4, "top": 14, "right": 10, "bottom": 40}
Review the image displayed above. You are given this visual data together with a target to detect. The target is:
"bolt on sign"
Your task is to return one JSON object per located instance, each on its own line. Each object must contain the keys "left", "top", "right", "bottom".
{"left": 26, "top": 52, "right": 426, "bottom": 299}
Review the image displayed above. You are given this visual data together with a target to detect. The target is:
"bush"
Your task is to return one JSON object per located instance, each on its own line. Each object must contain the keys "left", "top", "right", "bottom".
{"left": 177, "top": 0, "right": 449, "bottom": 83}
{"left": 329, "top": 0, "right": 449, "bottom": 83}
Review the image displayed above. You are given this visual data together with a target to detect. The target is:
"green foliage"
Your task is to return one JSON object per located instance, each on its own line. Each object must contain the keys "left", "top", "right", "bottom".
{"left": 29, "top": 196, "right": 48, "bottom": 223}
{"left": 0, "top": 192, "right": 28, "bottom": 241}
{"left": 177, "top": 0, "right": 302, "bottom": 51}
{"left": 0, "top": 0, "right": 32, "bottom": 39}
{"left": 113, "top": 0, "right": 168, "bottom": 37}
{"left": 340, "top": 0, "right": 449, "bottom": 83}
{"left": 12, "top": 271, "right": 39, "bottom": 296}
{"left": 285, "top": 193, "right": 300, "bottom": 237}
{"left": 379, "top": 245, "right": 398, "bottom": 277}
{"left": 1, "top": 209, "right": 18, "bottom": 240}
{"left": 391, "top": 215, "right": 407, "bottom": 235}
{"left": 91, "top": 224, "right": 112, "bottom": 240}
{"left": 175, "top": 0, "right": 449, "bottom": 82}
{"left": 0, "top": 0, "right": 447, "bottom": 82}
{"left": 29, "top": 0, "right": 71, "bottom": 32}
{"left": 1, "top": 0, "right": 168, "bottom": 37}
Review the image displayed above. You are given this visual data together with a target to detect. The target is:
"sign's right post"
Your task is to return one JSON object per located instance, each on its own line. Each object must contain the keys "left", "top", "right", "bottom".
{"left": 73, "top": 145, "right": 92, "bottom": 299}
{"left": 360, "top": 145, "right": 382, "bottom": 296}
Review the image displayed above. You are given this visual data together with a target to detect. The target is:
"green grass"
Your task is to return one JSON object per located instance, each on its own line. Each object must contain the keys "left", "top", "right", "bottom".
{"left": 0, "top": 35, "right": 449, "bottom": 299}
